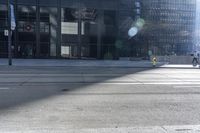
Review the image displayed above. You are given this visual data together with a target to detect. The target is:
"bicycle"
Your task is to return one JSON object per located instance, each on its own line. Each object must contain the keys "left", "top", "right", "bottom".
{"left": 192, "top": 58, "right": 199, "bottom": 67}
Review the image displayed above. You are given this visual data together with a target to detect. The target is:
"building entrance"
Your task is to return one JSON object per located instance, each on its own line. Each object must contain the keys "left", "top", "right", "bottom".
{"left": 17, "top": 6, "right": 37, "bottom": 58}
{"left": 61, "top": 8, "right": 98, "bottom": 59}
{"left": 17, "top": 6, "right": 57, "bottom": 58}
{"left": 17, "top": 22, "right": 37, "bottom": 58}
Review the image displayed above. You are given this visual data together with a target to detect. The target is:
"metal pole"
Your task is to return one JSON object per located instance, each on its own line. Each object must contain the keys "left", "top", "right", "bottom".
{"left": 7, "top": 0, "right": 12, "bottom": 66}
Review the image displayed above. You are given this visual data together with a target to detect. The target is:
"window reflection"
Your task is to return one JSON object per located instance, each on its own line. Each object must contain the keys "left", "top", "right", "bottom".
{"left": 17, "top": 5, "right": 36, "bottom": 58}
{"left": 0, "top": 0, "right": 196, "bottom": 59}
{"left": 61, "top": 7, "right": 98, "bottom": 59}
{"left": 0, "top": 5, "right": 8, "bottom": 57}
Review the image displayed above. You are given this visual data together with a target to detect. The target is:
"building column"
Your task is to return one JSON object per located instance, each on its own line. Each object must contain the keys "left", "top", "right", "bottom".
{"left": 56, "top": 0, "right": 61, "bottom": 58}
{"left": 36, "top": 0, "right": 40, "bottom": 58}
{"left": 14, "top": 0, "right": 18, "bottom": 58}
{"left": 49, "top": 8, "right": 58, "bottom": 57}
{"left": 115, "top": 1, "right": 120, "bottom": 60}
{"left": 97, "top": 10, "right": 103, "bottom": 59}
{"left": 77, "top": 8, "right": 82, "bottom": 59}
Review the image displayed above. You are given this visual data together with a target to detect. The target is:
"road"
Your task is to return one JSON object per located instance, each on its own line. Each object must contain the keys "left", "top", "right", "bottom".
{"left": 0, "top": 66, "right": 200, "bottom": 132}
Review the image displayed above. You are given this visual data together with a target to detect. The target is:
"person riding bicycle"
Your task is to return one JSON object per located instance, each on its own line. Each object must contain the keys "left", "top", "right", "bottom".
{"left": 192, "top": 51, "right": 199, "bottom": 66}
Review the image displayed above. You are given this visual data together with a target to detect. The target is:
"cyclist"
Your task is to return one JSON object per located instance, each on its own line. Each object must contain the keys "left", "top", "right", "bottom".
{"left": 192, "top": 51, "right": 199, "bottom": 66}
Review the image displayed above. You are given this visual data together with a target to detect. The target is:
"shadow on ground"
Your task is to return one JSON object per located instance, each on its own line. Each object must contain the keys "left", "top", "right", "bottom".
{"left": 0, "top": 66, "right": 154, "bottom": 111}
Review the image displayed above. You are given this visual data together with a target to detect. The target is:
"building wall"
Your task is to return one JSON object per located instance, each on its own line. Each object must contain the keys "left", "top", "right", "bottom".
{"left": 118, "top": 0, "right": 144, "bottom": 57}
{"left": 0, "top": 0, "right": 120, "bottom": 59}
{"left": 195, "top": 0, "right": 200, "bottom": 50}
{"left": 141, "top": 0, "right": 196, "bottom": 56}
{"left": 0, "top": 0, "right": 198, "bottom": 59}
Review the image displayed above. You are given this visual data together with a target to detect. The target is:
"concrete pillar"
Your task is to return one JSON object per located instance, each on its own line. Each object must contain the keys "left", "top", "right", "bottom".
{"left": 49, "top": 8, "right": 58, "bottom": 57}
{"left": 56, "top": 0, "right": 61, "bottom": 58}
{"left": 97, "top": 10, "right": 103, "bottom": 59}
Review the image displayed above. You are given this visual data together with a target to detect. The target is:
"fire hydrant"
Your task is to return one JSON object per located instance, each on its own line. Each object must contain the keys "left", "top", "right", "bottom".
{"left": 152, "top": 57, "right": 157, "bottom": 67}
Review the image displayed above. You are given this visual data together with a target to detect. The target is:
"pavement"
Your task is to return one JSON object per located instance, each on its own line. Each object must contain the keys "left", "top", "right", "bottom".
{"left": 0, "top": 58, "right": 198, "bottom": 69}
{"left": 0, "top": 66, "right": 200, "bottom": 132}
{"left": 0, "top": 58, "right": 162, "bottom": 67}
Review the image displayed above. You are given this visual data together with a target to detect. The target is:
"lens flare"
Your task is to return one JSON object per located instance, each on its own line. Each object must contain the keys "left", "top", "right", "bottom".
{"left": 135, "top": 18, "right": 145, "bottom": 29}
{"left": 128, "top": 27, "right": 138, "bottom": 37}
{"left": 128, "top": 18, "right": 145, "bottom": 37}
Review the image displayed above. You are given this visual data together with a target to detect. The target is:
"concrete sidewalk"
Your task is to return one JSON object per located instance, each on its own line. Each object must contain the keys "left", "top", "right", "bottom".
{"left": 0, "top": 59, "right": 198, "bottom": 68}
{"left": 0, "top": 59, "right": 164, "bottom": 67}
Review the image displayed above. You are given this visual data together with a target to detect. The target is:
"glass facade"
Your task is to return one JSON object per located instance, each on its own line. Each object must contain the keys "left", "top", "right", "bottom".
{"left": 17, "top": 5, "right": 37, "bottom": 58}
{"left": 0, "top": 5, "right": 8, "bottom": 57}
{"left": 40, "top": 7, "right": 57, "bottom": 57}
{"left": 0, "top": 0, "right": 198, "bottom": 59}
{"left": 142, "top": 0, "right": 196, "bottom": 56}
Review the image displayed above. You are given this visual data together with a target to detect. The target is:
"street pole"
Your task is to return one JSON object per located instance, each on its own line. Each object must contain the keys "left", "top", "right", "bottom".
{"left": 7, "top": 0, "right": 12, "bottom": 66}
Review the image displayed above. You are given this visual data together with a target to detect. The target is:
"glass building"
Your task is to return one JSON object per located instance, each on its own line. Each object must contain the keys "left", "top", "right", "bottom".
{"left": 0, "top": 0, "right": 197, "bottom": 59}
{"left": 142, "top": 0, "right": 196, "bottom": 56}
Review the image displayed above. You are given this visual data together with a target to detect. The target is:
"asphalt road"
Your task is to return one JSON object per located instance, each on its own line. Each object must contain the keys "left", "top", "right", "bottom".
{"left": 0, "top": 66, "right": 200, "bottom": 132}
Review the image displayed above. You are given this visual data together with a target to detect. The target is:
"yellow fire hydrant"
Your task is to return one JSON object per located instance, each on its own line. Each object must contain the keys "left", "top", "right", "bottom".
{"left": 152, "top": 57, "right": 157, "bottom": 67}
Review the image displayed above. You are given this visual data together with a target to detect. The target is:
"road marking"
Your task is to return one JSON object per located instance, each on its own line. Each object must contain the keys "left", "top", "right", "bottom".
{"left": 97, "top": 82, "right": 200, "bottom": 85}
{"left": 18, "top": 82, "right": 200, "bottom": 85}
{"left": 173, "top": 86, "right": 200, "bottom": 88}
{"left": 2, "top": 125, "right": 200, "bottom": 133}
{"left": 0, "top": 87, "right": 10, "bottom": 90}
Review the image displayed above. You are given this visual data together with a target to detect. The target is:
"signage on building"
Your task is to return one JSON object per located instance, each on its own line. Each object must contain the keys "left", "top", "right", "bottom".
{"left": 25, "top": 24, "right": 32, "bottom": 31}
{"left": 4, "top": 30, "right": 8, "bottom": 36}
{"left": 10, "top": 4, "right": 16, "bottom": 30}
{"left": 61, "top": 22, "right": 84, "bottom": 35}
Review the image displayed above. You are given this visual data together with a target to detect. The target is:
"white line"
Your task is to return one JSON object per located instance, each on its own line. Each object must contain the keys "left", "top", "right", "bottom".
{"left": 0, "top": 87, "right": 10, "bottom": 90}
{"left": 2, "top": 125, "right": 200, "bottom": 133}
{"left": 98, "top": 82, "right": 200, "bottom": 85}
{"left": 174, "top": 86, "right": 200, "bottom": 88}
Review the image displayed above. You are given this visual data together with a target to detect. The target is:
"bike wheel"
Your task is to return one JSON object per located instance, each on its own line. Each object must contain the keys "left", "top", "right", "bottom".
{"left": 193, "top": 62, "right": 197, "bottom": 67}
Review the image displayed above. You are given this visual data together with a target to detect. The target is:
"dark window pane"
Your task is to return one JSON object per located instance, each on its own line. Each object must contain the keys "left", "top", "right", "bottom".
{"left": 17, "top": 0, "right": 36, "bottom": 5}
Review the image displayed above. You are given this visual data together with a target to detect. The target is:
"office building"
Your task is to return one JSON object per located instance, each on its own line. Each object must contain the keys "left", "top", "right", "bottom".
{"left": 0, "top": 0, "right": 197, "bottom": 60}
